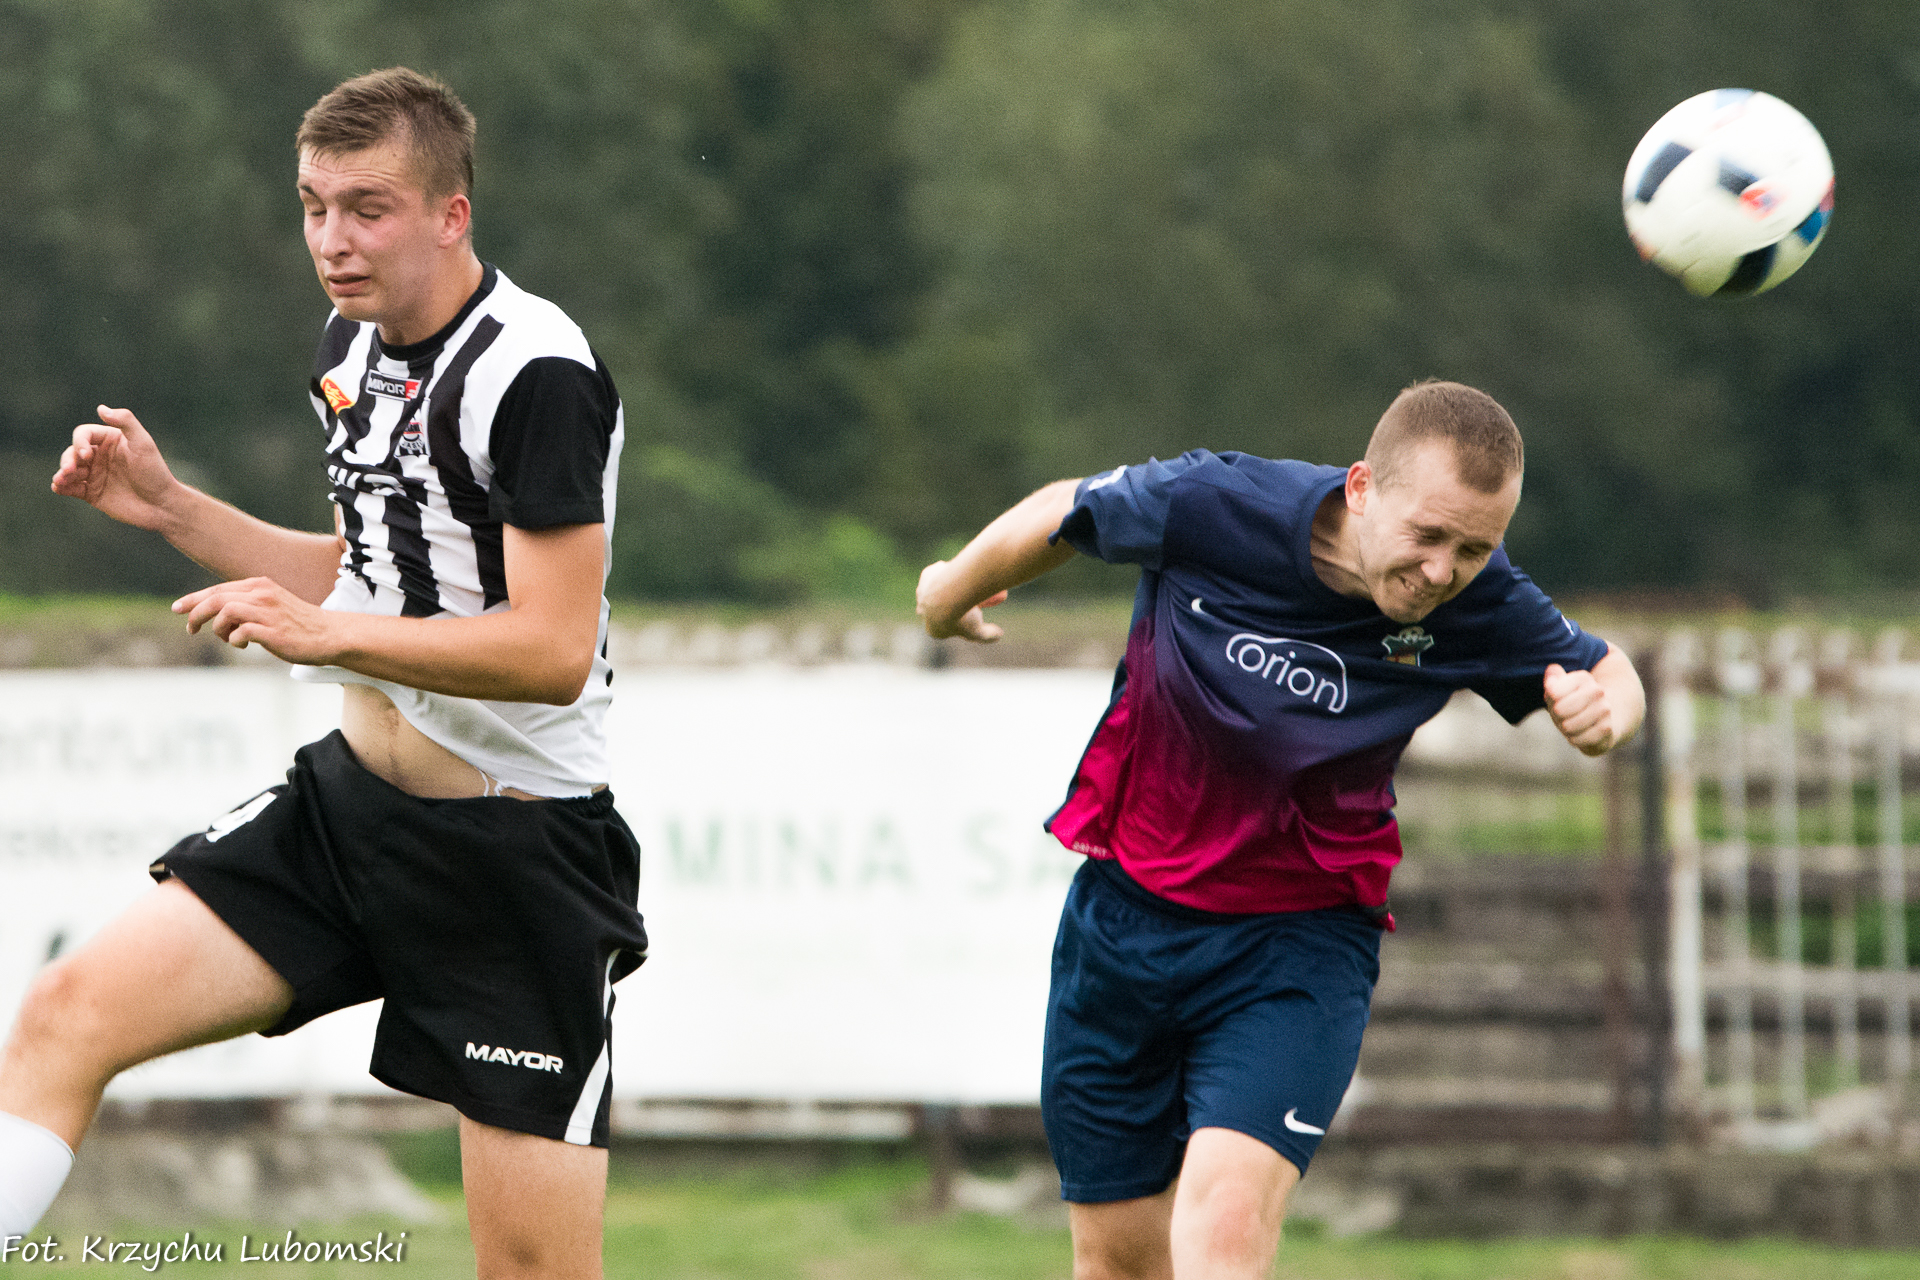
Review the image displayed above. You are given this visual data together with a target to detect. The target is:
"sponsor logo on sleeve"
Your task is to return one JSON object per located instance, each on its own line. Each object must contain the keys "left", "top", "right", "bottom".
{"left": 1224, "top": 634, "right": 1349, "bottom": 713}
{"left": 319, "top": 376, "right": 352, "bottom": 413}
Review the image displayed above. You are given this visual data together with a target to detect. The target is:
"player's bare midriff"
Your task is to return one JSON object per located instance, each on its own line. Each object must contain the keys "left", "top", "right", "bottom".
{"left": 338, "top": 683, "right": 604, "bottom": 800}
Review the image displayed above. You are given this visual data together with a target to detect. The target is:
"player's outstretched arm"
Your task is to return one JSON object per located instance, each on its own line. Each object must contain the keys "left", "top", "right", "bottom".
{"left": 174, "top": 522, "right": 605, "bottom": 705}
{"left": 917, "top": 479, "right": 1081, "bottom": 643}
{"left": 1544, "top": 645, "right": 1646, "bottom": 757}
{"left": 50, "top": 405, "right": 340, "bottom": 603}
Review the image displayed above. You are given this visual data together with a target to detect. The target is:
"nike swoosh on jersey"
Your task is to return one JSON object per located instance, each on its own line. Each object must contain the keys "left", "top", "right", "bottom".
{"left": 1282, "top": 1108, "right": 1326, "bottom": 1135}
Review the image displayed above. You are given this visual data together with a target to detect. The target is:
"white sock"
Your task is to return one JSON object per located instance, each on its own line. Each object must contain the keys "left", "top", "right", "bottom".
{"left": 0, "top": 1112, "right": 73, "bottom": 1234}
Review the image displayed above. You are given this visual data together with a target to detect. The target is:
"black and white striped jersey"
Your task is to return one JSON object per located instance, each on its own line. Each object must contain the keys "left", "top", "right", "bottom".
{"left": 289, "top": 265, "right": 624, "bottom": 796}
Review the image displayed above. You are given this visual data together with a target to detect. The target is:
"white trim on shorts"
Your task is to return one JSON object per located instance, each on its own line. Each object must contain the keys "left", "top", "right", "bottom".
{"left": 563, "top": 951, "right": 622, "bottom": 1145}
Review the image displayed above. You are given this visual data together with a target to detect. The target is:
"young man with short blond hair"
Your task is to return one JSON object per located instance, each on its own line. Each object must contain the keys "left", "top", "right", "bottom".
{"left": 2, "top": 68, "right": 644, "bottom": 1277}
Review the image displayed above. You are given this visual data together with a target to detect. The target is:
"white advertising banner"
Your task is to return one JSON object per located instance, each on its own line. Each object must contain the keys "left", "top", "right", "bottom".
{"left": 0, "top": 666, "right": 1114, "bottom": 1103}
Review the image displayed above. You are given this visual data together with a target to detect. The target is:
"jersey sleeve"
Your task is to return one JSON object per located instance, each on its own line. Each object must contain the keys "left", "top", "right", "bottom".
{"left": 1467, "top": 563, "right": 1612, "bottom": 725}
{"left": 1051, "top": 453, "right": 1207, "bottom": 569}
{"left": 487, "top": 354, "right": 619, "bottom": 529}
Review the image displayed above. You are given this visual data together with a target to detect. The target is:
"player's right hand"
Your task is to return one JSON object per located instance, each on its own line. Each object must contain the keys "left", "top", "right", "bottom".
{"left": 50, "top": 405, "right": 184, "bottom": 532}
{"left": 916, "top": 560, "right": 1008, "bottom": 643}
{"left": 1544, "top": 661, "right": 1615, "bottom": 756}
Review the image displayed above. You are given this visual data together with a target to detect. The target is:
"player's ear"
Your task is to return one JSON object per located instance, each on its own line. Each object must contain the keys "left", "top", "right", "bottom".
{"left": 439, "top": 192, "right": 472, "bottom": 247}
{"left": 1345, "top": 460, "right": 1373, "bottom": 514}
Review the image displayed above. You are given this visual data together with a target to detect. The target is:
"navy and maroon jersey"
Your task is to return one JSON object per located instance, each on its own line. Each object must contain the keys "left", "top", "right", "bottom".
{"left": 1045, "top": 450, "right": 1609, "bottom": 914}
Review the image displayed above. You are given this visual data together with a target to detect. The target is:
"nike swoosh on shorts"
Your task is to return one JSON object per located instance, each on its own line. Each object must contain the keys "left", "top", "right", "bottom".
{"left": 1283, "top": 1108, "right": 1326, "bottom": 1135}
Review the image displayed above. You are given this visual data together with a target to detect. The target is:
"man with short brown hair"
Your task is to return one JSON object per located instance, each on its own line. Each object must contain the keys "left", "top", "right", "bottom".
{"left": 298, "top": 66, "right": 477, "bottom": 204}
{"left": 1364, "top": 379, "right": 1524, "bottom": 495}
{"left": 0, "top": 68, "right": 643, "bottom": 1276}
{"left": 917, "top": 382, "right": 1642, "bottom": 1280}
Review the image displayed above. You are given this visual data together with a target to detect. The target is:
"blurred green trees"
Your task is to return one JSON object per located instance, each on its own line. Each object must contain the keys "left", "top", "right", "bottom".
{"left": 1, "top": 0, "right": 1913, "bottom": 605}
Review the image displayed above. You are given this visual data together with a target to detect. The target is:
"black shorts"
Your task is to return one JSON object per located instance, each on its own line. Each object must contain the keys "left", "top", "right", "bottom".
{"left": 151, "top": 731, "right": 648, "bottom": 1148}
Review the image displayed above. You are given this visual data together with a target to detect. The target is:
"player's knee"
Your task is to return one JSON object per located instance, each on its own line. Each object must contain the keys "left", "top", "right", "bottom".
{"left": 1175, "top": 1181, "right": 1286, "bottom": 1268}
{"left": 473, "top": 1241, "right": 539, "bottom": 1280}
{"left": 473, "top": 1234, "right": 579, "bottom": 1280}
{"left": 10, "top": 957, "right": 118, "bottom": 1066}
{"left": 1072, "top": 1254, "right": 1165, "bottom": 1280}
{"left": 1071, "top": 1234, "right": 1171, "bottom": 1280}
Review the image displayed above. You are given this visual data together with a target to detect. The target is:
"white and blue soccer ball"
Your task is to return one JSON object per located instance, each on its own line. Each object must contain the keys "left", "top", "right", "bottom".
{"left": 1622, "top": 88, "right": 1833, "bottom": 297}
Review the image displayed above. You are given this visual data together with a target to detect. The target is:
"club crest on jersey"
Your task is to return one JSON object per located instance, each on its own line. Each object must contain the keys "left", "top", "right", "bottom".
{"left": 395, "top": 420, "right": 429, "bottom": 458}
{"left": 1382, "top": 626, "right": 1435, "bottom": 666}
{"left": 1225, "top": 633, "right": 1349, "bottom": 713}
{"left": 366, "top": 371, "right": 422, "bottom": 401}
{"left": 319, "top": 376, "right": 352, "bottom": 413}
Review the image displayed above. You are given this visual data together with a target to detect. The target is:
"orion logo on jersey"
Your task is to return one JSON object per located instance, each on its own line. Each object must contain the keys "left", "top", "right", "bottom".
{"left": 1224, "top": 633, "right": 1350, "bottom": 713}
{"left": 366, "top": 372, "right": 422, "bottom": 401}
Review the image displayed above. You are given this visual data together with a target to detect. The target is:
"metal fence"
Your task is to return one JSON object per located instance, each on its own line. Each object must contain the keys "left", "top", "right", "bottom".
{"left": 1654, "top": 628, "right": 1918, "bottom": 1146}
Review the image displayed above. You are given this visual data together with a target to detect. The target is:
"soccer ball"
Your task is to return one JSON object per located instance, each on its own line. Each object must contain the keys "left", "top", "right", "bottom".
{"left": 1622, "top": 88, "right": 1833, "bottom": 297}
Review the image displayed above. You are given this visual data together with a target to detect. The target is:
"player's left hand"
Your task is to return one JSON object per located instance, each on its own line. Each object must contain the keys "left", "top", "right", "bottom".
{"left": 1544, "top": 663, "right": 1616, "bottom": 757}
{"left": 174, "top": 577, "right": 338, "bottom": 664}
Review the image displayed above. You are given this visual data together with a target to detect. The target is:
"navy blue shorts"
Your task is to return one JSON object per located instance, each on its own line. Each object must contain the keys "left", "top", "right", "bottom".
{"left": 1042, "top": 858, "right": 1382, "bottom": 1203}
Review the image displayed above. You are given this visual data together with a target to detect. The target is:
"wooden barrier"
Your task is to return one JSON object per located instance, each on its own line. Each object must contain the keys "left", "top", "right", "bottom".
{"left": 1659, "top": 628, "right": 1919, "bottom": 1147}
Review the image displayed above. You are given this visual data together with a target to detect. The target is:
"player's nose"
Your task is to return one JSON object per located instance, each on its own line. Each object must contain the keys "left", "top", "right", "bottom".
{"left": 313, "top": 210, "right": 351, "bottom": 258}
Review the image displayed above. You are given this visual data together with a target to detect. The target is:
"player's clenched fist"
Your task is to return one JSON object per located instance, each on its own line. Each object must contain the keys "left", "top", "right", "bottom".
{"left": 1544, "top": 662, "right": 1618, "bottom": 756}
{"left": 916, "top": 560, "right": 1008, "bottom": 643}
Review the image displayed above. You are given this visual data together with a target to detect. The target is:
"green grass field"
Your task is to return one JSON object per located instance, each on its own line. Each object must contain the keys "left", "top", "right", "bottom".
{"left": 7, "top": 1148, "right": 1918, "bottom": 1279}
